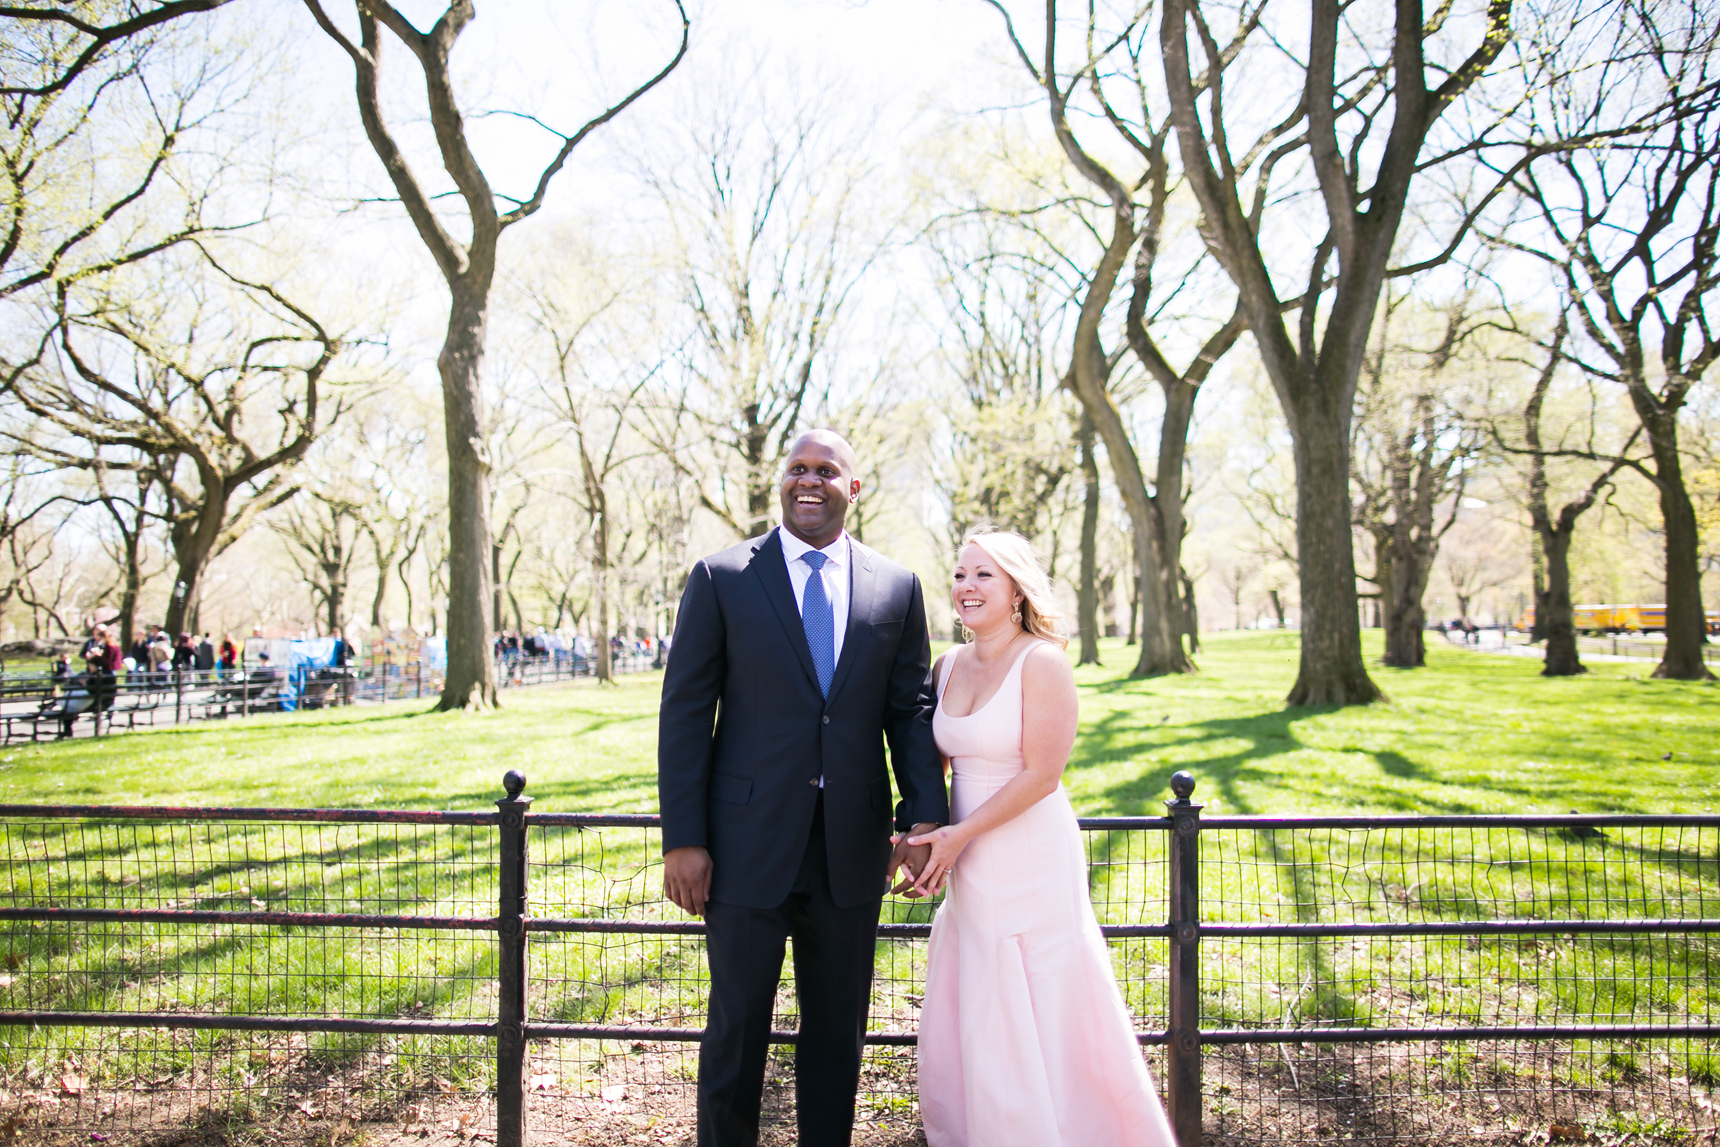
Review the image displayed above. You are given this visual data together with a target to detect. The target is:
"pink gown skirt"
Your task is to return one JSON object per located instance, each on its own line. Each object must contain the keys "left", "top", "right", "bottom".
{"left": 917, "top": 642, "right": 1174, "bottom": 1147}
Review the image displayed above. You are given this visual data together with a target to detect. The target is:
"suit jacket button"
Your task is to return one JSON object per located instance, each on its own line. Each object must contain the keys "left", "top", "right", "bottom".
{"left": 822, "top": 715, "right": 830, "bottom": 724}
{"left": 808, "top": 778, "right": 819, "bottom": 786}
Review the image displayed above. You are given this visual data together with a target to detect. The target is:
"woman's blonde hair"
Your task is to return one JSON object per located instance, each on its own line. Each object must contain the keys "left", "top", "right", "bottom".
{"left": 958, "top": 526, "right": 1067, "bottom": 647}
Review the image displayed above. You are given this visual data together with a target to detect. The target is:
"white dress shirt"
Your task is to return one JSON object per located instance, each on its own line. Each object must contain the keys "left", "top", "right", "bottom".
{"left": 779, "top": 526, "right": 851, "bottom": 669}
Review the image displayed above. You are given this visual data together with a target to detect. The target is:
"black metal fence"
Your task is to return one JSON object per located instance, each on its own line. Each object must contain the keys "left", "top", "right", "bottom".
{"left": 0, "top": 652, "right": 659, "bottom": 744}
{"left": 3, "top": 772, "right": 1716, "bottom": 1145}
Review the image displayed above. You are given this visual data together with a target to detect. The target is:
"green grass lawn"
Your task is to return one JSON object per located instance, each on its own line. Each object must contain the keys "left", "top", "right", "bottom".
{"left": 4, "top": 632, "right": 1719, "bottom": 1134}
{"left": 3, "top": 631, "right": 1714, "bottom": 817}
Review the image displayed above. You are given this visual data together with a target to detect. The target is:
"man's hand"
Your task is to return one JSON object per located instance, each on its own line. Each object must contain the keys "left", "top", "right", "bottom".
{"left": 664, "top": 846, "right": 713, "bottom": 916}
{"left": 887, "top": 823, "right": 942, "bottom": 897}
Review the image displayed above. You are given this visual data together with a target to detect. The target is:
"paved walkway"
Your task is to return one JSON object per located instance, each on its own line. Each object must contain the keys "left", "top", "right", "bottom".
{"left": 1440, "top": 631, "right": 1719, "bottom": 666}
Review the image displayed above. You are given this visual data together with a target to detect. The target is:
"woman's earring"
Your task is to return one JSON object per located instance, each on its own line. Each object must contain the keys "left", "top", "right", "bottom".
{"left": 1011, "top": 602, "right": 1023, "bottom": 626}
{"left": 957, "top": 616, "right": 975, "bottom": 642}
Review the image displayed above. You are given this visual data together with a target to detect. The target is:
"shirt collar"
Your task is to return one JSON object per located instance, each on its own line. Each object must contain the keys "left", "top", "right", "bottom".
{"left": 780, "top": 526, "right": 848, "bottom": 567}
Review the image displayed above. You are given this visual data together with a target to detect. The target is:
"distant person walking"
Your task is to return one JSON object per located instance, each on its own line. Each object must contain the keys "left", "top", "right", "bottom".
{"left": 148, "top": 632, "right": 171, "bottom": 684}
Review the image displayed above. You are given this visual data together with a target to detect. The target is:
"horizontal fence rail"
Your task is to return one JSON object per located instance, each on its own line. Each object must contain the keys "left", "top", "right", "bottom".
{"left": 3, "top": 773, "right": 1718, "bottom": 1145}
{"left": 0, "top": 650, "right": 659, "bottom": 744}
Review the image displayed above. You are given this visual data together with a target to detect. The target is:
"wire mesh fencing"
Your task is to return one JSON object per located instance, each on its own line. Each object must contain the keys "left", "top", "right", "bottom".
{"left": 2, "top": 773, "right": 1716, "bottom": 1147}
{"left": 0, "top": 651, "right": 660, "bottom": 745}
{"left": 1197, "top": 814, "right": 1720, "bottom": 1143}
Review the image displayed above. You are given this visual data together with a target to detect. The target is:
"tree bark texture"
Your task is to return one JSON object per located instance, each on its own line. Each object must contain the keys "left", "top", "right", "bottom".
{"left": 1537, "top": 529, "right": 1583, "bottom": 676}
{"left": 1288, "top": 395, "right": 1379, "bottom": 702}
{"left": 303, "top": 0, "right": 687, "bottom": 708}
{"left": 1162, "top": 0, "right": 1511, "bottom": 704}
{"left": 1077, "top": 415, "right": 1101, "bottom": 666}
{"left": 1519, "top": 318, "right": 1626, "bottom": 678}
{"left": 439, "top": 284, "right": 500, "bottom": 707}
{"left": 162, "top": 461, "right": 231, "bottom": 637}
{"left": 985, "top": 1, "right": 1250, "bottom": 678}
{"left": 1647, "top": 427, "right": 1711, "bottom": 680}
{"left": 1180, "top": 567, "right": 1201, "bottom": 654}
{"left": 1528, "top": 531, "right": 1548, "bottom": 642}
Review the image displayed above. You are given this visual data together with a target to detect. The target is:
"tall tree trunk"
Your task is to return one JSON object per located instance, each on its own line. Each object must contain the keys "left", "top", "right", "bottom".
{"left": 1077, "top": 416, "right": 1101, "bottom": 666}
{"left": 324, "top": 559, "right": 346, "bottom": 637}
{"left": 1069, "top": 333, "right": 1189, "bottom": 676}
{"left": 1158, "top": 0, "right": 1509, "bottom": 706}
{"left": 1155, "top": 381, "right": 1198, "bottom": 654}
{"left": 1269, "top": 589, "right": 1287, "bottom": 629}
{"left": 1528, "top": 531, "right": 1548, "bottom": 641}
{"left": 1180, "top": 567, "right": 1201, "bottom": 653}
{"left": 1126, "top": 574, "right": 1139, "bottom": 645}
{"left": 163, "top": 472, "right": 226, "bottom": 636}
{"left": 1287, "top": 396, "right": 1380, "bottom": 702}
{"left": 438, "top": 286, "right": 499, "bottom": 708}
{"left": 1539, "top": 528, "right": 1584, "bottom": 676}
{"left": 1380, "top": 540, "right": 1428, "bottom": 667}
{"left": 593, "top": 511, "right": 614, "bottom": 684}
{"left": 117, "top": 527, "right": 142, "bottom": 652}
{"left": 1649, "top": 433, "right": 1712, "bottom": 679}
{"left": 492, "top": 534, "right": 505, "bottom": 633}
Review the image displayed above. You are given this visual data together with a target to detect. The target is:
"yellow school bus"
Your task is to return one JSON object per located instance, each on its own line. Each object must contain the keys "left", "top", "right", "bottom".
{"left": 1516, "top": 604, "right": 1717, "bottom": 635}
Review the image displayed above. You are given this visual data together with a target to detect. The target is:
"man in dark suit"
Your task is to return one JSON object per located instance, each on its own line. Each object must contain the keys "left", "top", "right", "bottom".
{"left": 659, "top": 429, "right": 948, "bottom": 1147}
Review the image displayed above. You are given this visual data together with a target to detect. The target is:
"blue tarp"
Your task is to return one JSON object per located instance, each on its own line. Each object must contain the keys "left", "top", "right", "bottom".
{"left": 423, "top": 636, "right": 447, "bottom": 670}
{"left": 278, "top": 637, "right": 344, "bottom": 712}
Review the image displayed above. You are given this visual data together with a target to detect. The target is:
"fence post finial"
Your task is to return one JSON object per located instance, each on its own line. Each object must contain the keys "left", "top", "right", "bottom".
{"left": 495, "top": 769, "right": 533, "bottom": 1147}
{"left": 1165, "top": 770, "right": 1204, "bottom": 1147}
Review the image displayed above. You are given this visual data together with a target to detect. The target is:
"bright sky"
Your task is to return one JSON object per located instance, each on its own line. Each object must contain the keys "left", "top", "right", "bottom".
{"left": 281, "top": 0, "right": 1026, "bottom": 219}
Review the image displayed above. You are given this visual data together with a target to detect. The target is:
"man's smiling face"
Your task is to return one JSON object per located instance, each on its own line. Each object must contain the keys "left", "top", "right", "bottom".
{"left": 778, "top": 432, "right": 859, "bottom": 548}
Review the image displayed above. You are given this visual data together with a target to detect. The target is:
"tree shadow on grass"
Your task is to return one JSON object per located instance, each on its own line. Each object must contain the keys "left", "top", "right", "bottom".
{"left": 1069, "top": 705, "right": 1310, "bottom": 816}
{"left": 1068, "top": 704, "right": 1493, "bottom": 818}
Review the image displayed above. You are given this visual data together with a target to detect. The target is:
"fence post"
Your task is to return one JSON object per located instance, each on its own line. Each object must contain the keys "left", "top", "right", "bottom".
{"left": 495, "top": 769, "right": 532, "bottom": 1147}
{"left": 175, "top": 670, "right": 184, "bottom": 724}
{"left": 1165, "top": 770, "right": 1204, "bottom": 1147}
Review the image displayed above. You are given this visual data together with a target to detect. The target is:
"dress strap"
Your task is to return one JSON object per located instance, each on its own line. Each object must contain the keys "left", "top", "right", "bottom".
{"left": 934, "top": 644, "right": 961, "bottom": 700}
{"left": 1004, "top": 638, "right": 1044, "bottom": 682}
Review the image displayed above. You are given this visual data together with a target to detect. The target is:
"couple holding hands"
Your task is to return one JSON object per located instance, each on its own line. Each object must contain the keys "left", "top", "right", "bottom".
{"left": 658, "top": 430, "right": 1175, "bottom": 1147}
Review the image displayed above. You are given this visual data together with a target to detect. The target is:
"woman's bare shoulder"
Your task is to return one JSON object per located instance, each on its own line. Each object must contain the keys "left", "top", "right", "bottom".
{"left": 1021, "top": 640, "right": 1075, "bottom": 686}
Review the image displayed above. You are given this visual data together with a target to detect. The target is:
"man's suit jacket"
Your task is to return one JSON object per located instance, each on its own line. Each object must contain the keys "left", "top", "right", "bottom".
{"left": 658, "top": 528, "right": 948, "bottom": 910}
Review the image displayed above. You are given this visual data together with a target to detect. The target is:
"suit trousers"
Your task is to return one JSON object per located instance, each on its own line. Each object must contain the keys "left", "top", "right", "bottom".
{"left": 697, "top": 794, "right": 883, "bottom": 1147}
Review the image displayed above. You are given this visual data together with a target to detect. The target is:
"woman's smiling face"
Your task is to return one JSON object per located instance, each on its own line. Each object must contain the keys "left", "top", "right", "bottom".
{"left": 951, "top": 543, "right": 1021, "bottom": 633}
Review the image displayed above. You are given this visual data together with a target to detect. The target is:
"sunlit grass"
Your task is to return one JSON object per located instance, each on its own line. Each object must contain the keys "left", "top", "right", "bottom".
{"left": 4, "top": 634, "right": 1719, "bottom": 1115}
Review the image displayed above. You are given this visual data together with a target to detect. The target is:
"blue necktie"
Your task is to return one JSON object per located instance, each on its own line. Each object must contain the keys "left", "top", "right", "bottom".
{"left": 802, "top": 551, "right": 835, "bottom": 698}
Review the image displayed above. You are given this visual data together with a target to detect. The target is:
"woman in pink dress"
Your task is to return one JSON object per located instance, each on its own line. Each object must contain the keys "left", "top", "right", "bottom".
{"left": 902, "top": 528, "right": 1175, "bottom": 1147}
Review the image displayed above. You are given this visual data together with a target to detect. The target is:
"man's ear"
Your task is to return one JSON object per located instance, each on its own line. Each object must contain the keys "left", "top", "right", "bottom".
{"left": 849, "top": 478, "right": 861, "bottom": 504}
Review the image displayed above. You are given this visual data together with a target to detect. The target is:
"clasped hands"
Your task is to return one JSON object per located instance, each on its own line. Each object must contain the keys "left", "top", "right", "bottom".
{"left": 661, "top": 821, "right": 962, "bottom": 916}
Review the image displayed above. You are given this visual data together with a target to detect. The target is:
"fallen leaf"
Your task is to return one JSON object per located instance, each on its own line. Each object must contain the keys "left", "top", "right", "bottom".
{"left": 59, "top": 1075, "right": 84, "bottom": 1096}
{"left": 330, "top": 1116, "right": 354, "bottom": 1144}
{"left": 1549, "top": 1123, "right": 1585, "bottom": 1142}
{"left": 251, "top": 898, "right": 266, "bottom": 908}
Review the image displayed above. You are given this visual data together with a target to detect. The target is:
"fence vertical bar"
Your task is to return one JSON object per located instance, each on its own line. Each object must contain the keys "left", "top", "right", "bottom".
{"left": 495, "top": 769, "right": 533, "bottom": 1147}
{"left": 1165, "top": 770, "right": 1203, "bottom": 1147}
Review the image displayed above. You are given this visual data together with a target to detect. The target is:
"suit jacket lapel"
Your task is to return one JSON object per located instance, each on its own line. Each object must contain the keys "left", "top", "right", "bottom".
{"left": 826, "top": 541, "right": 877, "bottom": 703}
{"left": 750, "top": 528, "right": 821, "bottom": 694}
